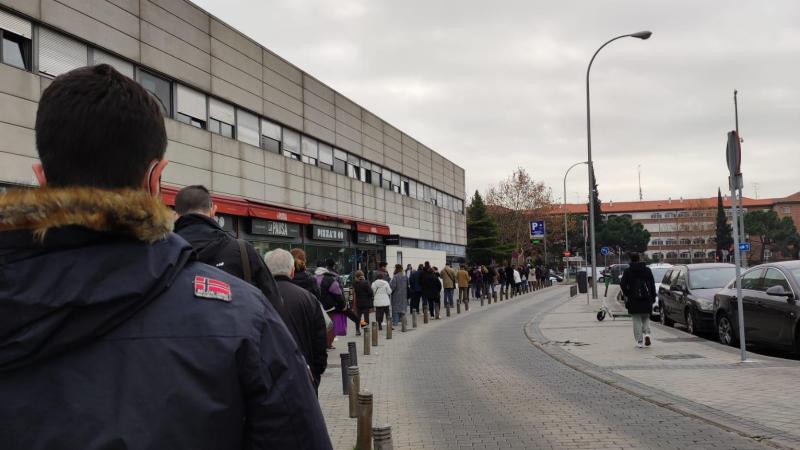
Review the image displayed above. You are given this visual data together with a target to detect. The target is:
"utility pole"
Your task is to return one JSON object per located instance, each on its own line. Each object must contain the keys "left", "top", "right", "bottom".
{"left": 734, "top": 90, "right": 747, "bottom": 268}
{"left": 638, "top": 164, "right": 643, "bottom": 201}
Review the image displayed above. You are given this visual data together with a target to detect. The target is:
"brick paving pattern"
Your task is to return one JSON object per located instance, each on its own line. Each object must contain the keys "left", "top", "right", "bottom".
{"left": 319, "top": 288, "right": 769, "bottom": 449}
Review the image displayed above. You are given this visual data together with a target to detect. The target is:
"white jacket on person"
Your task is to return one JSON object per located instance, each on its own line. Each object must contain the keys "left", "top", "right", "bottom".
{"left": 371, "top": 279, "right": 392, "bottom": 307}
{"left": 513, "top": 269, "right": 521, "bottom": 284}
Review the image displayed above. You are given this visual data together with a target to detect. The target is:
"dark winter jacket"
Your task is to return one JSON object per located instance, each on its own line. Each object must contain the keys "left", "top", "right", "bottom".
{"left": 505, "top": 266, "right": 514, "bottom": 284}
{"left": 275, "top": 276, "right": 328, "bottom": 385}
{"left": 174, "top": 213, "right": 283, "bottom": 312}
{"left": 620, "top": 262, "right": 656, "bottom": 315}
{"left": 0, "top": 187, "right": 331, "bottom": 450}
{"left": 353, "top": 279, "right": 374, "bottom": 310}
{"left": 292, "top": 269, "right": 321, "bottom": 301}
{"left": 314, "top": 267, "right": 346, "bottom": 311}
{"left": 409, "top": 269, "right": 423, "bottom": 293}
{"left": 421, "top": 270, "right": 442, "bottom": 300}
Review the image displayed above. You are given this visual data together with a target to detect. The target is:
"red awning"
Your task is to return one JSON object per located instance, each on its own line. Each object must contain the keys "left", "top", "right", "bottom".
{"left": 248, "top": 205, "right": 311, "bottom": 224}
{"left": 356, "top": 222, "right": 390, "bottom": 236}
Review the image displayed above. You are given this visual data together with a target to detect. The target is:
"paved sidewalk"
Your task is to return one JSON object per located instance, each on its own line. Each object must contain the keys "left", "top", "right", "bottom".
{"left": 530, "top": 286, "right": 800, "bottom": 449}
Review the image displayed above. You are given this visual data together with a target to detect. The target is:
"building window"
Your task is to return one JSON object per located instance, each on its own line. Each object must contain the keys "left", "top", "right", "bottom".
{"left": 708, "top": 251, "right": 717, "bottom": 259}
{"left": 176, "top": 84, "right": 207, "bottom": 128}
{"left": 651, "top": 239, "right": 663, "bottom": 246}
{"left": 679, "top": 238, "right": 691, "bottom": 245}
{"left": 301, "top": 135, "right": 318, "bottom": 166}
{"left": 0, "top": 11, "right": 31, "bottom": 70}
{"left": 677, "top": 211, "right": 689, "bottom": 218}
{"left": 382, "top": 168, "right": 392, "bottom": 190}
{"left": 281, "top": 129, "right": 301, "bottom": 160}
{"left": 784, "top": 207, "right": 791, "bottom": 214}
{"left": 370, "top": 165, "right": 382, "bottom": 187}
{"left": 39, "top": 28, "right": 87, "bottom": 77}
{"left": 679, "top": 252, "right": 691, "bottom": 259}
{"left": 650, "top": 213, "right": 662, "bottom": 219}
{"left": 260, "top": 119, "right": 281, "bottom": 153}
{"left": 391, "top": 172, "right": 401, "bottom": 193}
{"left": 664, "top": 212, "right": 676, "bottom": 218}
{"left": 401, "top": 179, "right": 410, "bottom": 196}
{"left": 136, "top": 69, "right": 172, "bottom": 116}
{"left": 90, "top": 49, "right": 133, "bottom": 78}
{"left": 652, "top": 252, "right": 663, "bottom": 260}
{"left": 333, "top": 149, "right": 347, "bottom": 175}
{"left": 665, "top": 239, "right": 676, "bottom": 246}
{"left": 236, "top": 109, "right": 260, "bottom": 147}
{"left": 692, "top": 238, "right": 705, "bottom": 245}
{"left": 318, "top": 143, "right": 333, "bottom": 171}
{"left": 666, "top": 252, "right": 678, "bottom": 259}
{"left": 208, "top": 98, "right": 235, "bottom": 138}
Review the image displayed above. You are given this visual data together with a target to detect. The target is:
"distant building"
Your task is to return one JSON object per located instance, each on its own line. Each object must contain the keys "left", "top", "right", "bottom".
{"left": 561, "top": 192, "right": 800, "bottom": 263}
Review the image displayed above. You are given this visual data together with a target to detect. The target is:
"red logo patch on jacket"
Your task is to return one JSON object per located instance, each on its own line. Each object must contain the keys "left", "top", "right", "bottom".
{"left": 194, "top": 276, "right": 232, "bottom": 302}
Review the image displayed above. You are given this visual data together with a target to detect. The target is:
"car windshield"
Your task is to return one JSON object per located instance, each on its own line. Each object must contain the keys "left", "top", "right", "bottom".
{"left": 790, "top": 268, "right": 800, "bottom": 284}
{"left": 651, "top": 267, "right": 670, "bottom": 282}
{"left": 689, "top": 267, "right": 736, "bottom": 290}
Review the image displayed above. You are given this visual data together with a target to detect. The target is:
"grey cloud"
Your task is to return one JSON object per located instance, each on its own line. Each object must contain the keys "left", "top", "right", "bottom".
{"left": 195, "top": 0, "right": 800, "bottom": 202}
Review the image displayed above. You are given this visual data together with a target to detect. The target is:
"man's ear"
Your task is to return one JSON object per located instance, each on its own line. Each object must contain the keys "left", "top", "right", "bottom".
{"left": 210, "top": 203, "right": 218, "bottom": 217}
{"left": 32, "top": 163, "right": 47, "bottom": 186}
{"left": 143, "top": 159, "right": 169, "bottom": 195}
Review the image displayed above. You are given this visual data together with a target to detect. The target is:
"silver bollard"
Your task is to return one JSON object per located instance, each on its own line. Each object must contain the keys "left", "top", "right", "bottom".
{"left": 412, "top": 311, "right": 417, "bottom": 328}
{"left": 401, "top": 314, "right": 407, "bottom": 332}
{"left": 348, "top": 341, "right": 358, "bottom": 367}
{"left": 386, "top": 320, "right": 392, "bottom": 340}
{"left": 363, "top": 326, "right": 371, "bottom": 355}
{"left": 371, "top": 322, "right": 378, "bottom": 347}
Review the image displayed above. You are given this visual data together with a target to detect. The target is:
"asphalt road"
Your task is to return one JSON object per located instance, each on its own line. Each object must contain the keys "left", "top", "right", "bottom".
{"left": 373, "top": 287, "right": 770, "bottom": 449}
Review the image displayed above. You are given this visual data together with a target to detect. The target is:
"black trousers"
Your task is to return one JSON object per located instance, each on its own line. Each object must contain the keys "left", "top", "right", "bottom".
{"left": 375, "top": 306, "right": 390, "bottom": 328}
{"left": 410, "top": 292, "right": 422, "bottom": 312}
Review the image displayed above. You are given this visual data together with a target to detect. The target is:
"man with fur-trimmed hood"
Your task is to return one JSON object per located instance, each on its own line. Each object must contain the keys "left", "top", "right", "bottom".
{"left": 0, "top": 65, "right": 331, "bottom": 449}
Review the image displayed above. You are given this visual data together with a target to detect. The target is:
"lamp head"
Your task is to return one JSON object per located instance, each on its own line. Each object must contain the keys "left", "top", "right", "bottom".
{"left": 630, "top": 31, "right": 652, "bottom": 40}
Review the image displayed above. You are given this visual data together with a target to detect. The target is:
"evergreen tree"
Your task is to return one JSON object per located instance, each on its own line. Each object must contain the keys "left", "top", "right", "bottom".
{"left": 586, "top": 165, "right": 604, "bottom": 263}
{"left": 715, "top": 188, "right": 733, "bottom": 261}
{"left": 466, "top": 191, "right": 502, "bottom": 265}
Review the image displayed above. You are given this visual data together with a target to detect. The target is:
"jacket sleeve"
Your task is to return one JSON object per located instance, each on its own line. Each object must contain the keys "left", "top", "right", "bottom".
{"left": 240, "top": 298, "right": 332, "bottom": 450}
{"left": 646, "top": 269, "right": 657, "bottom": 301}
{"left": 308, "top": 298, "right": 328, "bottom": 382}
{"left": 620, "top": 271, "right": 631, "bottom": 298}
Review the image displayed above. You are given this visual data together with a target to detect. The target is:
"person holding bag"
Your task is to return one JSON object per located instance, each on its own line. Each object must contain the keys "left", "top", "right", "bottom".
{"left": 352, "top": 271, "right": 373, "bottom": 336}
{"left": 371, "top": 275, "right": 392, "bottom": 330}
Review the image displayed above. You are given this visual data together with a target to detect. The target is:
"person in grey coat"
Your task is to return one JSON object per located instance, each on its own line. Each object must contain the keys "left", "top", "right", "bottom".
{"left": 389, "top": 264, "right": 409, "bottom": 326}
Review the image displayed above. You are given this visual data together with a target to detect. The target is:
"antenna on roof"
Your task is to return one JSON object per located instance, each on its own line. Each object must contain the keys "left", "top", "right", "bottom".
{"left": 752, "top": 182, "right": 759, "bottom": 199}
{"left": 638, "top": 164, "right": 643, "bottom": 200}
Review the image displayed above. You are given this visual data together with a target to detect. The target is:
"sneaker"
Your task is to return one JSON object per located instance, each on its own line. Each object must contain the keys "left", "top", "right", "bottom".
{"left": 636, "top": 341, "right": 643, "bottom": 348}
{"left": 644, "top": 335, "right": 652, "bottom": 347}
{"left": 360, "top": 319, "right": 367, "bottom": 327}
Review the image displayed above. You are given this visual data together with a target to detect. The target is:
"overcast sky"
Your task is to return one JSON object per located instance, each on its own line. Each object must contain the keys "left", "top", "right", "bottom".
{"left": 194, "top": 0, "right": 800, "bottom": 204}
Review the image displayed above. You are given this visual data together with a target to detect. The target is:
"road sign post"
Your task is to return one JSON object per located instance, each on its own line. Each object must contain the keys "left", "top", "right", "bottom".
{"left": 530, "top": 220, "right": 547, "bottom": 268}
{"left": 726, "top": 130, "right": 748, "bottom": 362}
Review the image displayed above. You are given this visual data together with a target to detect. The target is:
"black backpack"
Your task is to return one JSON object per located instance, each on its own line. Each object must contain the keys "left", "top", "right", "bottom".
{"left": 629, "top": 276, "right": 650, "bottom": 301}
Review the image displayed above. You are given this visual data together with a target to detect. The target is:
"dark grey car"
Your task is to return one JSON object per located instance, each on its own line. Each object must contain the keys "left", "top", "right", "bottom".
{"left": 658, "top": 263, "right": 736, "bottom": 335}
{"left": 713, "top": 261, "right": 800, "bottom": 355}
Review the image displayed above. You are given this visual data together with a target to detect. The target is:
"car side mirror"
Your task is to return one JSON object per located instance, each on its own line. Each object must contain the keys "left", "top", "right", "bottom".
{"left": 766, "top": 285, "right": 792, "bottom": 299}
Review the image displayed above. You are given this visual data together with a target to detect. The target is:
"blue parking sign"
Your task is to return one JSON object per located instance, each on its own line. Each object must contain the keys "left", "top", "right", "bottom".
{"left": 600, "top": 246, "right": 609, "bottom": 255}
{"left": 530, "top": 220, "right": 545, "bottom": 239}
{"left": 739, "top": 242, "right": 751, "bottom": 252}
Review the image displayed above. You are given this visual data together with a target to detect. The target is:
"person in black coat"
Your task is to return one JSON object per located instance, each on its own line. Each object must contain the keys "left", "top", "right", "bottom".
{"left": 352, "top": 270, "right": 374, "bottom": 335}
{"left": 0, "top": 65, "right": 331, "bottom": 449}
{"left": 266, "top": 249, "right": 328, "bottom": 391}
{"left": 421, "top": 264, "right": 442, "bottom": 319}
{"left": 620, "top": 253, "right": 656, "bottom": 348}
{"left": 290, "top": 248, "right": 321, "bottom": 301}
{"left": 173, "top": 185, "right": 284, "bottom": 314}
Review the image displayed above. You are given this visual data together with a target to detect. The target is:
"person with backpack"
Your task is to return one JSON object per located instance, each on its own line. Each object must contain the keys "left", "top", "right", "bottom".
{"left": 439, "top": 263, "right": 457, "bottom": 309}
{"left": 352, "top": 271, "right": 374, "bottom": 334}
{"left": 315, "top": 259, "right": 362, "bottom": 333}
{"left": 371, "top": 274, "right": 392, "bottom": 330}
{"left": 620, "top": 253, "right": 656, "bottom": 348}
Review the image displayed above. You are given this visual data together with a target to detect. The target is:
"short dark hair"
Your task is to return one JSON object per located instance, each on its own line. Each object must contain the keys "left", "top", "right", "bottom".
{"left": 629, "top": 252, "right": 641, "bottom": 262}
{"left": 326, "top": 258, "right": 336, "bottom": 269}
{"left": 379, "top": 261, "right": 387, "bottom": 269}
{"left": 175, "top": 185, "right": 212, "bottom": 215}
{"left": 35, "top": 64, "right": 167, "bottom": 189}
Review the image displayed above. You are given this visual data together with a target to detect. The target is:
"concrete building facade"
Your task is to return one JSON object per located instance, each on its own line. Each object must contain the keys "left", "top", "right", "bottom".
{"left": 0, "top": 0, "right": 466, "bottom": 273}
{"left": 562, "top": 192, "right": 800, "bottom": 264}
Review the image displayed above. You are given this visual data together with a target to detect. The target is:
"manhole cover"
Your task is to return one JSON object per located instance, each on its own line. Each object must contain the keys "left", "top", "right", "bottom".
{"left": 656, "top": 354, "right": 705, "bottom": 360}
{"left": 550, "top": 340, "right": 590, "bottom": 347}
{"left": 660, "top": 337, "right": 703, "bottom": 343}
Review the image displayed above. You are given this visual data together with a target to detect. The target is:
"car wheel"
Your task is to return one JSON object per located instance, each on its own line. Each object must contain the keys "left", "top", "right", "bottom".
{"left": 685, "top": 310, "right": 697, "bottom": 336}
{"left": 660, "top": 302, "right": 674, "bottom": 327}
{"left": 717, "top": 315, "right": 737, "bottom": 347}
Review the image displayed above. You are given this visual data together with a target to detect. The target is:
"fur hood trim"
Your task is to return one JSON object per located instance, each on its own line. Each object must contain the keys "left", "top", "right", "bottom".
{"left": 0, "top": 187, "right": 174, "bottom": 243}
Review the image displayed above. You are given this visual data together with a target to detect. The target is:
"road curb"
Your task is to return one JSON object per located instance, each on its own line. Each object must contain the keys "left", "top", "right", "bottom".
{"left": 523, "top": 291, "right": 799, "bottom": 450}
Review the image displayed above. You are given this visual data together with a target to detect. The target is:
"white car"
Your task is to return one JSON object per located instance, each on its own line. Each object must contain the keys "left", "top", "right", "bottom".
{"left": 648, "top": 263, "right": 673, "bottom": 320}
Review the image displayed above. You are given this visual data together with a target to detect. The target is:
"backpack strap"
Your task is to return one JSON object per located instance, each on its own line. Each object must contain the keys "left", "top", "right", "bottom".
{"left": 237, "top": 239, "right": 252, "bottom": 283}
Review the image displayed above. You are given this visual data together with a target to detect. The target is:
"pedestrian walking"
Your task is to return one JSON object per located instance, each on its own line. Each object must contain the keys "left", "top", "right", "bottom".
{"left": 353, "top": 271, "right": 374, "bottom": 334}
{"left": 440, "top": 263, "right": 457, "bottom": 308}
{"left": 409, "top": 264, "right": 423, "bottom": 313}
{"left": 505, "top": 264, "right": 514, "bottom": 297}
{"left": 487, "top": 265, "right": 498, "bottom": 300}
{"left": 390, "top": 264, "right": 409, "bottom": 326}
{"left": 457, "top": 265, "right": 471, "bottom": 304}
{"left": 0, "top": 65, "right": 331, "bottom": 449}
{"left": 471, "top": 266, "right": 483, "bottom": 301}
{"left": 372, "top": 274, "right": 392, "bottom": 330}
{"left": 421, "top": 263, "right": 442, "bottom": 319}
{"left": 290, "top": 248, "right": 321, "bottom": 300}
{"left": 266, "top": 249, "right": 328, "bottom": 392}
{"left": 620, "top": 253, "right": 656, "bottom": 348}
{"left": 315, "top": 259, "right": 362, "bottom": 332}
{"left": 513, "top": 266, "right": 522, "bottom": 295}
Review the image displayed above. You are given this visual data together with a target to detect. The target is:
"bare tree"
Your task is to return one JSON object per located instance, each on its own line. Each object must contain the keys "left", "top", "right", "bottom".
{"left": 484, "top": 167, "right": 554, "bottom": 258}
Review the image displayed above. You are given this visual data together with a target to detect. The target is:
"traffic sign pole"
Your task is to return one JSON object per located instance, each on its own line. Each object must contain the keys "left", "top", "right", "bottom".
{"left": 727, "top": 130, "right": 747, "bottom": 363}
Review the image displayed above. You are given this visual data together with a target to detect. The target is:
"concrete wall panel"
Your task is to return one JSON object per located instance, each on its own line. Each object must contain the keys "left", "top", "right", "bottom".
{"left": 42, "top": 0, "right": 139, "bottom": 60}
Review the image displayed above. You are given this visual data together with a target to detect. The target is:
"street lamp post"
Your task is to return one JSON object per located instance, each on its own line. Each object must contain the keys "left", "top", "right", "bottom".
{"left": 563, "top": 161, "right": 588, "bottom": 284}
{"left": 586, "top": 30, "right": 652, "bottom": 299}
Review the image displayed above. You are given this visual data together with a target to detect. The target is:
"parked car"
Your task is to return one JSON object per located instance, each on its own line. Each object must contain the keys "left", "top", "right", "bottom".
{"left": 713, "top": 261, "right": 800, "bottom": 354}
{"left": 648, "top": 263, "right": 674, "bottom": 320}
{"left": 658, "top": 263, "right": 736, "bottom": 335}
